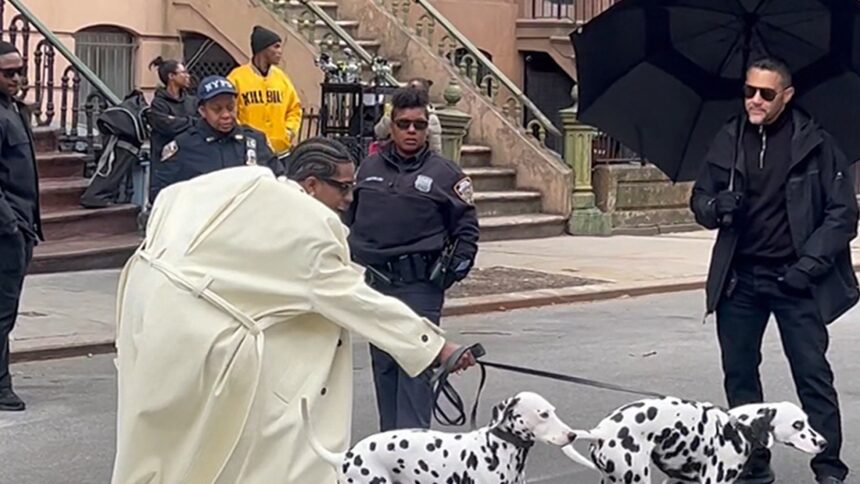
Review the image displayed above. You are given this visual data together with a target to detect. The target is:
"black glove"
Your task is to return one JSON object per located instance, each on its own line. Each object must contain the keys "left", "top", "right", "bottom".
{"left": 778, "top": 266, "right": 812, "bottom": 294}
{"left": 714, "top": 191, "right": 743, "bottom": 218}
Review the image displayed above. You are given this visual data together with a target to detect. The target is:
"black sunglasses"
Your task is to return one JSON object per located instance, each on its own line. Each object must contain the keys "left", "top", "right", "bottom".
{"left": 743, "top": 85, "right": 781, "bottom": 102}
{"left": 0, "top": 67, "right": 24, "bottom": 79}
{"left": 393, "top": 119, "right": 429, "bottom": 131}
{"left": 321, "top": 178, "right": 355, "bottom": 194}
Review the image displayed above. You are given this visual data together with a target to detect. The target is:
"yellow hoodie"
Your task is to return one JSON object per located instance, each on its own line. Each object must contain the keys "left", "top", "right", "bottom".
{"left": 228, "top": 64, "right": 302, "bottom": 153}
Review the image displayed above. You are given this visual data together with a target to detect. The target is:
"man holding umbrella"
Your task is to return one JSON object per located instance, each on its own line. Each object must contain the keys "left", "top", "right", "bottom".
{"left": 691, "top": 57, "right": 857, "bottom": 484}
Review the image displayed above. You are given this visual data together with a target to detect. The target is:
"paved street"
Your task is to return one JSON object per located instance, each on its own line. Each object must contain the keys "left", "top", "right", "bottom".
{"left": 2, "top": 291, "right": 858, "bottom": 483}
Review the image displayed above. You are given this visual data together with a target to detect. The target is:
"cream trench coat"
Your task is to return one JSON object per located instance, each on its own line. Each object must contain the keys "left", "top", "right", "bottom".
{"left": 111, "top": 166, "right": 446, "bottom": 484}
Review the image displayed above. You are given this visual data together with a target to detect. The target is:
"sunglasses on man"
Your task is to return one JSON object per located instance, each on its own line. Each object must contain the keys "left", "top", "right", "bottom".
{"left": 393, "top": 119, "right": 429, "bottom": 131}
{"left": 0, "top": 67, "right": 23, "bottom": 79}
{"left": 743, "top": 85, "right": 783, "bottom": 102}
{"left": 321, "top": 178, "right": 355, "bottom": 194}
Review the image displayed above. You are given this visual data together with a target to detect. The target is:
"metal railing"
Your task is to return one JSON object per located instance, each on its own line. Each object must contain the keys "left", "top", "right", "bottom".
{"left": 592, "top": 131, "right": 644, "bottom": 165}
{"left": 0, "top": 0, "right": 119, "bottom": 156}
{"left": 527, "top": 0, "right": 618, "bottom": 23}
{"left": 271, "top": 0, "right": 400, "bottom": 86}
{"left": 376, "top": 0, "right": 562, "bottom": 145}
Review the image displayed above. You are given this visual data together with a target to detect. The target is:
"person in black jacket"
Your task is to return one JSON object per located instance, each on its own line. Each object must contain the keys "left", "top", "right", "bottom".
{"left": 147, "top": 56, "right": 197, "bottom": 201}
{"left": 691, "top": 57, "right": 857, "bottom": 484}
{"left": 345, "top": 87, "right": 479, "bottom": 431}
{"left": 0, "top": 41, "right": 42, "bottom": 412}
{"left": 152, "top": 75, "right": 283, "bottom": 200}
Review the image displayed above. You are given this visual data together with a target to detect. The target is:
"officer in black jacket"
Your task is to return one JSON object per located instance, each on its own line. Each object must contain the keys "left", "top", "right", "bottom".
{"left": 0, "top": 41, "right": 42, "bottom": 412}
{"left": 151, "top": 75, "right": 283, "bottom": 200}
{"left": 345, "top": 87, "right": 479, "bottom": 431}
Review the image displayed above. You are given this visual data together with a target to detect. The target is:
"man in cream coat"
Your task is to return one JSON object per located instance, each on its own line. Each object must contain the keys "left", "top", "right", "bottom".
{"left": 111, "top": 138, "right": 475, "bottom": 484}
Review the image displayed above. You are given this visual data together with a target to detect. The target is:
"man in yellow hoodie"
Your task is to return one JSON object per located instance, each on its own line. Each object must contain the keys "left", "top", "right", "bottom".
{"left": 228, "top": 26, "right": 302, "bottom": 155}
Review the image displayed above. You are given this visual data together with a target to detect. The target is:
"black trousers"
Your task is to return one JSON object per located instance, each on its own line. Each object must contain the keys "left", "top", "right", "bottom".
{"left": 717, "top": 262, "right": 847, "bottom": 480}
{"left": 0, "top": 231, "right": 34, "bottom": 390}
{"left": 369, "top": 280, "right": 444, "bottom": 431}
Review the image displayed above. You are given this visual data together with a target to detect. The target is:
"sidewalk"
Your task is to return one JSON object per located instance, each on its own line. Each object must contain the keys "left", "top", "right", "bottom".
{"left": 11, "top": 231, "right": 860, "bottom": 361}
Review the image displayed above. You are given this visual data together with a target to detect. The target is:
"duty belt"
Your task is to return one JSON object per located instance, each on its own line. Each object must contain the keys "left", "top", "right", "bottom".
{"left": 367, "top": 253, "right": 438, "bottom": 285}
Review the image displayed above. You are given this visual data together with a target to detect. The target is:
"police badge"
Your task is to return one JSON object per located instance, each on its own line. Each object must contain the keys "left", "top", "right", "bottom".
{"left": 160, "top": 141, "right": 178, "bottom": 162}
{"left": 454, "top": 177, "right": 474, "bottom": 205}
{"left": 414, "top": 174, "right": 433, "bottom": 193}
{"left": 245, "top": 138, "right": 258, "bottom": 165}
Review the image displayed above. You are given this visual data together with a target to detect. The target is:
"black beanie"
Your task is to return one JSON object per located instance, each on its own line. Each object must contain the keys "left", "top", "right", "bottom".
{"left": 251, "top": 26, "right": 281, "bottom": 55}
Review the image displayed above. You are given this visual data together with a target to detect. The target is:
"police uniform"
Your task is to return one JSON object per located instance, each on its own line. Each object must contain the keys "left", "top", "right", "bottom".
{"left": 345, "top": 142, "right": 479, "bottom": 431}
{"left": 151, "top": 76, "right": 284, "bottom": 200}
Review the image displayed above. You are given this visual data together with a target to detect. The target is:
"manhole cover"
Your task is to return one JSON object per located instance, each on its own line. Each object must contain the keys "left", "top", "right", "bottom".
{"left": 448, "top": 266, "right": 601, "bottom": 298}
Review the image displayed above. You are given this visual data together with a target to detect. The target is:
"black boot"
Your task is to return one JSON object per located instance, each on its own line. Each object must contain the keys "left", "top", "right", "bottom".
{"left": 0, "top": 387, "right": 25, "bottom": 411}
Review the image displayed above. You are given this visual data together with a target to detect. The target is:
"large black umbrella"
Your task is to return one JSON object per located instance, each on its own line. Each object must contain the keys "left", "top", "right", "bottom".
{"left": 570, "top": 0, "right": 860, "bottom": 182}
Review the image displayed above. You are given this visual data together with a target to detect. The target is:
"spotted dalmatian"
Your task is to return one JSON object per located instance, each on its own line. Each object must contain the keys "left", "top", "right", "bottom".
{"left": 561, "top": 397, "right": 827, "bottom": 483}
{"left": 300, "top": 391, "right": 576, "bottom": 483}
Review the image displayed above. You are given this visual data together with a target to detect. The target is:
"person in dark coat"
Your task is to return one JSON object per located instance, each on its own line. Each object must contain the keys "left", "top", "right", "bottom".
{"left": 152, "top": 75, "right": 284, "bottom": 201}
{"left": 691, "top": 57, "right": 857, "bottom": 484}
{"left": 0, "top": 41, "right": 42, "bottom": 412}
{"left": 147, "top": 57, "right": 197, "bottom": 201}
{"left": 345, "top": 87, "right": 480, "bottom": 432}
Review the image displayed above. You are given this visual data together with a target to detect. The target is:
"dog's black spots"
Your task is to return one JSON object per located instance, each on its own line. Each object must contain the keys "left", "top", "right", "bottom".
{"left": 624, "top": 452, "right": 632, "bottom": 466}
{"left": 398, "top": 439, "right": 409, "bottom": 450}
{"left": 611, "top": 412, "right": 625, "bottom": 423}
{"left": 698, "top": 421, "right": 706, "bottom": 435}
{"left": 387, "top": 443, "right": 396, "bottom": 451}
{"left": 360, "top": 468, "right": 370, "bottom": 476}
{"left": 455, "top": 435, "right": 463, "bottom": 440}
{"left": 624, "top": 469, "right": 635, "bottom": 483}
{"left": 353, "top": 455, "right": 364, "bottom": 467}
{"left": 725, "top": 467, "right": 740, "bottom": 481}
{"left": 391, "top": 467, "right": 400, "bottom": 474}
{"left": 443, "top": 449, "right": 449, "bottom": 458}
{"left": 619, "top": 402, "right": 646, "bottom": 413}
{"left": 609, "top": 440, "right": 617, "bottom": 448}
{"left": 417, "top": 460, "right": 429, "bottom": 472}
{"left": 342, "top": 462, "right": 351, "bottom": 474}
{"left": 369, "top": 442, "right": 376, "bottom": 452}
{"left": 426, "top": 442, "right": 436, "bottom": 452}
{"left": 635, "top": 413, "right": 646, "bottom": 424}
{"left": 604, "top": 459, "right": 616, "bottom": 473}
{"left": 346, "top": 451, "right": 354, "bottom": 459}
{"left": 465, "top": 452, "right": 479, "bottom": 470}
{"left": 646, "top": 407, "right": 658, "bottom": 421}
{"left": 690, "top": 435, "right": 701, "bottom": 452}
{"left": 369, "top": 477, "right": 387, "bottom": 484}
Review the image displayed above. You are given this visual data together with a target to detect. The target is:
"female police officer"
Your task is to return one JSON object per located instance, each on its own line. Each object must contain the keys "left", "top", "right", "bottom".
{"left": 151, "top": 75, "right": 284, "bottom": 200}
{"left": 345, "top": 86, "right": 480, "bottom": 431}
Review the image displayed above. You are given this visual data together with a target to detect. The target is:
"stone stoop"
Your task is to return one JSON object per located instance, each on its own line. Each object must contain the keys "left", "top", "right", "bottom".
{"left": 29, "top": 128, "right": 141, "bottom": 274}
{"left": 593, "top": 163, "right": 699, "bottom": 236}
{"left": 461, "top": 145, "right": 567, "bottom": 241}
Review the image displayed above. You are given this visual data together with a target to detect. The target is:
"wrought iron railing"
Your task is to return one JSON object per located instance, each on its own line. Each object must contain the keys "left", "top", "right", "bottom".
{"left": 298, "top": 107, "right": 321, "bottom": 142}
{"left": 0, "top": 0, "right": 119, "bottom": 157}
{"left": 527, "top": 0, "right": 617, "bottom": 23}
{"left": 376, "top": 0, "right": 562, "bottom": 146}
{"left": 592, "top": 131, "right": 644, "bottom": 165}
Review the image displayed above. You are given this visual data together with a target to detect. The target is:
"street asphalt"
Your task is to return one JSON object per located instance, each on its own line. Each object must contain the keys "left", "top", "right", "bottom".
{"left": 1, "top": 290, "right": 858, "bottom": 483}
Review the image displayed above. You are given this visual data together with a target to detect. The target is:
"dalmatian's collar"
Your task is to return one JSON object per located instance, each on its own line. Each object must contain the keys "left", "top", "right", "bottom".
{"left": 490, "top": 427, "right": 534, "bottom": 450}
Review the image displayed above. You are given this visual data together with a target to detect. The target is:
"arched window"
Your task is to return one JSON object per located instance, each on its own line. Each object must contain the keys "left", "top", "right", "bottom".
{"left": 74, "top": 26, "right": 137, "bottom": 99}
{"left": 181, "top": 32, "right": 239, "bottom": 89}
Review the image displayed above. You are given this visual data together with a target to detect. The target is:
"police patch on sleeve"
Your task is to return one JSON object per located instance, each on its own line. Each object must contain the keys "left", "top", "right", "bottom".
{"left": 454, "top": 177, "right": 474, "bottom": 205}
{"left": 160, "top": 141, "right": 178, "bottom": 162}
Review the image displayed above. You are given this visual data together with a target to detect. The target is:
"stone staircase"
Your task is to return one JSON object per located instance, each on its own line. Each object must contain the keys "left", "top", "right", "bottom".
{"left": 277, "top": 0, "right": 569, "bottom": 240}
{"left": 462, "top": 145, "right": 567, "bottom": 241}
{"left": 30, "top": 128, "right": 141, "bottom": 274}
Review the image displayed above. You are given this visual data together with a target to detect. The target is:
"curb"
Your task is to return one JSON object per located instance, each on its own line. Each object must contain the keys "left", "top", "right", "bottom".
{"left": 10, "top": 339, "right": 115, "bottom": 365}
{"left": 443, "top": 279, "right": 705, "bottom": 316}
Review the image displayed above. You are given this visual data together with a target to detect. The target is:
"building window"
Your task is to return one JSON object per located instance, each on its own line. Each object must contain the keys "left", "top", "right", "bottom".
{"left": 75, "top": 26, "right": 136, "bottom": 100}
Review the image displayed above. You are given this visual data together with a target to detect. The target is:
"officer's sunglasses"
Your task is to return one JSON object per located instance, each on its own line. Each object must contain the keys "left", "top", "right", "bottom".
{"left": 321, "top": 178, "right": 355, "bottom": 194}
{"left": 0, "top": 67, "right": 24, "bottom": 79}
{"left": 743, "top": 85, "right": 781, "bottom": 102}
{"left": 393, "top": 119, "right": 429, "bottom": 131}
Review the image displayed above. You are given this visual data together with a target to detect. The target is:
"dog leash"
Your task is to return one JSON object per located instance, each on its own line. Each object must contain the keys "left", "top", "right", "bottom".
{"left": 432, "top": 344, "right": 666, "bottom": 429}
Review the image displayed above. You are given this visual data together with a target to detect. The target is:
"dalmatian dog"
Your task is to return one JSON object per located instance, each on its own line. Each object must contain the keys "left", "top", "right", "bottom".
{"left": 561, "top": 397, "right": 827, "bottom": 483}
{"left": 300, "top": 391, "right": 577, "bottom": 483}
